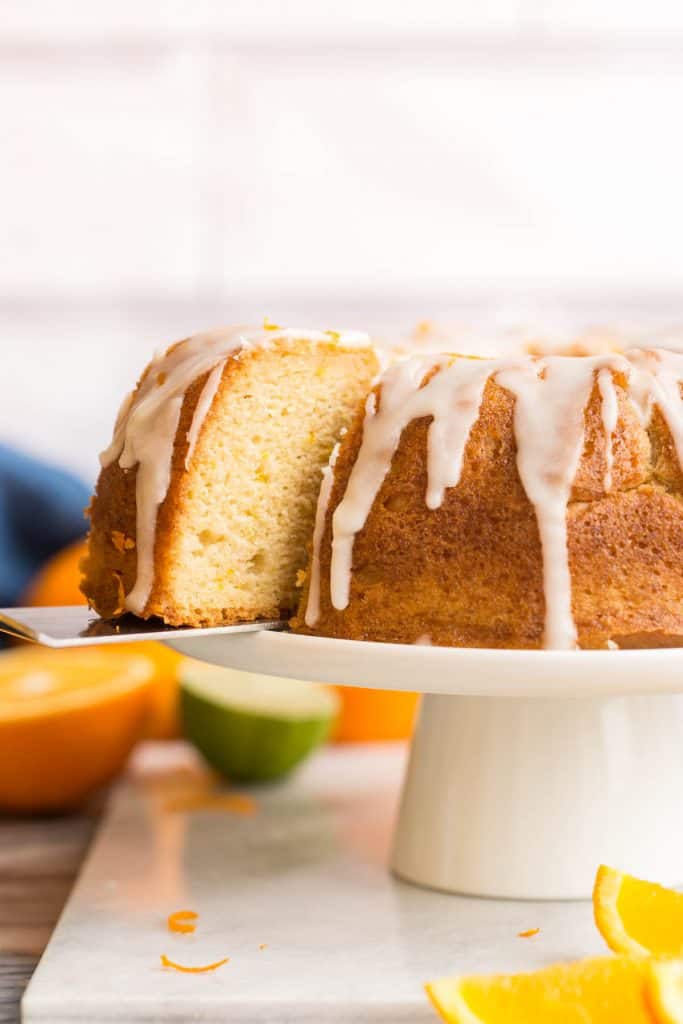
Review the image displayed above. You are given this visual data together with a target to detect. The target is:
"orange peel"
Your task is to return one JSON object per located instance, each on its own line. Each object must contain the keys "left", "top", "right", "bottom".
{"left": 164, "top": 791, "right": 258, "bottom": 816}
{"left": 167, "top": 910, "right": 198, "bottom": 935}
{"left": 160, "top": 954, "right": 229, "bottom": 974}
{"left": 518, "top": 928, "right": 540, "bottom": 939}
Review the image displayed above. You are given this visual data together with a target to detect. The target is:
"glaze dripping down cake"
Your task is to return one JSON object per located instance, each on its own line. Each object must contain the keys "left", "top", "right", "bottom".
{"left": 293, "top": 348, "right": 683, "bottom": 650}
{"left": 83, "top": 327, "right": 683, "bottom": 650}
{"left": 81, "top": 326, "right": 379, "bottom": 627}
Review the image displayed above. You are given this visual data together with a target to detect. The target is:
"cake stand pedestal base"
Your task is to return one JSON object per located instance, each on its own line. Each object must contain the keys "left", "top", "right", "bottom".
{"left": 391, "top": 693, "right": 683, "bottom": 900}
{"left": 164, "top": 632, "right": 683, "bottom": 901}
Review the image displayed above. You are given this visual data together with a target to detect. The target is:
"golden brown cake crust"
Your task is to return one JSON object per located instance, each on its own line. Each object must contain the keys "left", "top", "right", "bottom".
{"left": 293, "top": 370, "right": 683, "bottom": 649}
{"left": 80, "top": 367, "right": 209, "bottom": 620}
{"left": 81, "top": 338, "right": 379, "bottom": 627}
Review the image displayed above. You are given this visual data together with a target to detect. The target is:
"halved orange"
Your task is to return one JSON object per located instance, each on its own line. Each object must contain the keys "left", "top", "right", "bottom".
{"left": 22, "top": 538, "right": 184, "bottom": 739}
{"left": 121, "top": 641, "right": 183, "bottom": 740}
{"left": 594, "top": 865, "right": 683, "bottom": 956}
{"left": 426, "top": 956, "right": 658, "bottom": 1024}
{"left": 0, "top": 646, "right": 155, "bottom": 812}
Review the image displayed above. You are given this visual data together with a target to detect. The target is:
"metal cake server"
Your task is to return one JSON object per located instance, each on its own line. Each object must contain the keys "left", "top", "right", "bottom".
{"left": 0, "top": 606, "right": 286, "bottom": 648}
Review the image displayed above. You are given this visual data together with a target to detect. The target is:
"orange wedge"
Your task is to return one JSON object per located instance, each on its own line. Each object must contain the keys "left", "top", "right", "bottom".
{"left": 647, "top": 960, "right": 683, "bottom": 1023}
{"left": 594, "top": 865, "right": 683, "bottom": 956}
{"left": 0, "top": 646, "right": 154, "bottom": 812}
{"left": 426, "top": 956, "right": 657, "bottom": 1024}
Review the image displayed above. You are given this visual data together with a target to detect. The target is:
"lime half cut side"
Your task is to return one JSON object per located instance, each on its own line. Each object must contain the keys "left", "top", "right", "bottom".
{"left": 180, "top": 664, "right": 339, "bottom": 783}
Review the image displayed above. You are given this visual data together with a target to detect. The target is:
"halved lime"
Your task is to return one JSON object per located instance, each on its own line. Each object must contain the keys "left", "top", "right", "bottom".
{"left": 180, "top": 664, "right": 339, "bottom": 783}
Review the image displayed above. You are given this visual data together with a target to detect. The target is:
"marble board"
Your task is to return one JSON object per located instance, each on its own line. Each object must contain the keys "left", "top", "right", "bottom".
{"left": 22, "top": 743, "right": 605, "bottom": 1022}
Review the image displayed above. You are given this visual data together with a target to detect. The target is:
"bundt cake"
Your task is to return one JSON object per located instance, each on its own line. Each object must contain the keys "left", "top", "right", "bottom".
{"left": 81, "top": 325, "right": 379, "bottom": 627}
{"left": 293, "top": 348, "right": 683, "bottom": 650}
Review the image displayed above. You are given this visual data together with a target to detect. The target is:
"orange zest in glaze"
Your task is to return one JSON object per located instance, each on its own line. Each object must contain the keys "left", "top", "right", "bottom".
{"left": 263, "top": 317, "right": 281, "bottom": 331}
{"left": 518, "top": 927, "right": 540, "bottom": 938}
{"left": 160, "top": 953, "right": 229, "bottom": 973}
{"left": 414, "top": 319, "right": 434, "bottom": 338}
{"left": 167, "top": 910, "right": 198, "bottom": 934}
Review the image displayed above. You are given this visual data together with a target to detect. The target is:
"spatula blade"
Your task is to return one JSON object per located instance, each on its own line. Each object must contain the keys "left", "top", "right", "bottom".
{"left": 0, "top": 606, "right": 286, "bottom": 648}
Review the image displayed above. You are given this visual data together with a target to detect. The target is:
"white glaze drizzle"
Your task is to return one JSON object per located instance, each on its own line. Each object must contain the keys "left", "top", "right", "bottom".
{"left": 101, "top": 325, "right": 370, "bottom": 615}
{"left": 626, "top": 347, "right": 659, "bottom": 426}
{"left": 330, "top": 358, "right": 444, "bottom": 610}
{"left": 305, "top": 442, "right": 341, "bottom": 627}
{"left": 185, "top": 359, "right": 227, "bottom": 470}
{"left": 627, "top": 348, "right": 683, "bottom": 468}
{"left": 496, "top": 355, "right": 626, "bottom": 649}
{"left": 597, "top": 367, "right": 619, "bottom": 493}
{"left": 330, "top": 355, "right": 513, "bottom": 612}
{"left": 329, "top": 355, "right": 512, "bottom": 612}
{"left": 327, "top": 351, "right": 650, "bottom": 650}
{"left": 425, "top": 358, "right": 508, "bottom": 510}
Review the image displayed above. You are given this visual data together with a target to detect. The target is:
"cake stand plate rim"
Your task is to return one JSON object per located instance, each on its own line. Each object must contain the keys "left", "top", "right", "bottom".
{"left": 163, "top": 630, "right": 683, "bottom": 698}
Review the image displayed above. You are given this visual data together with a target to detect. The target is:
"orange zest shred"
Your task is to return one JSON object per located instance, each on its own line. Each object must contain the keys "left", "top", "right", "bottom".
{"left": 160, "top": 953, "right": 229, "bottom": 973}
{"left": 111, "top": 529, "right": 135, "bottom": 553}
{"left": 518, "top": 927, "right": 540, "bottom": 939}
{"left": 167, "top": 910, "right": 198, "bottom": 935}
{"left": 215, "top": 793, "right": 257, "bottom": 815}
{"left": 263, "top": 317, "right": 281, "bottom": 331}
{"left": 164, "top": 792, "right": 258, "bottom": 816}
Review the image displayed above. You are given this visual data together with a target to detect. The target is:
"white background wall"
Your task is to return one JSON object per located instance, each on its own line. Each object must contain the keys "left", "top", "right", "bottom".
{"left": 3, "top": 0, "right": 683, "bottom": 481}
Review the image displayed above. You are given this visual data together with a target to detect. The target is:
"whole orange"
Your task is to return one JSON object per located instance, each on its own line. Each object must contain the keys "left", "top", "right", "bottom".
{"left": 332, "top": 686, "right": 418, "bottom": 742}
{"left": 22, "top": 538, "right": 87, "bottom": 607}
{"left": 22, "top": 539, "right": 182, "bottom": 739}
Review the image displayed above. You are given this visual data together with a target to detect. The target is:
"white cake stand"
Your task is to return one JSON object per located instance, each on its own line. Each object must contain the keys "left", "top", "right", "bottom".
{"left": 165, "top": 632, "right": 683, "bottom": 900}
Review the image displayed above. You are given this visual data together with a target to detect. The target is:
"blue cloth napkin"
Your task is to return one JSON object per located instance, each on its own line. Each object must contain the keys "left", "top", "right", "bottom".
{"left": 0, "top": 444, "right": 90, "bottom": 606}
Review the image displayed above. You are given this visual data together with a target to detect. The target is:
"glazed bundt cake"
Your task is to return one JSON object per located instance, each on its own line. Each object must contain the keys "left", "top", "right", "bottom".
{"left": 81, "top": 326, "right": 379, "bottom": 627}
{"left": 293, "top": 348, "right": 683, "bottom": 650}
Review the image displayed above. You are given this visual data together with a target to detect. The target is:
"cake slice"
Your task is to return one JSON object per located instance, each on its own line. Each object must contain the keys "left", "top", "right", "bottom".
{"left": 81, "top": 326, "right": 378, "bottom": 627}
